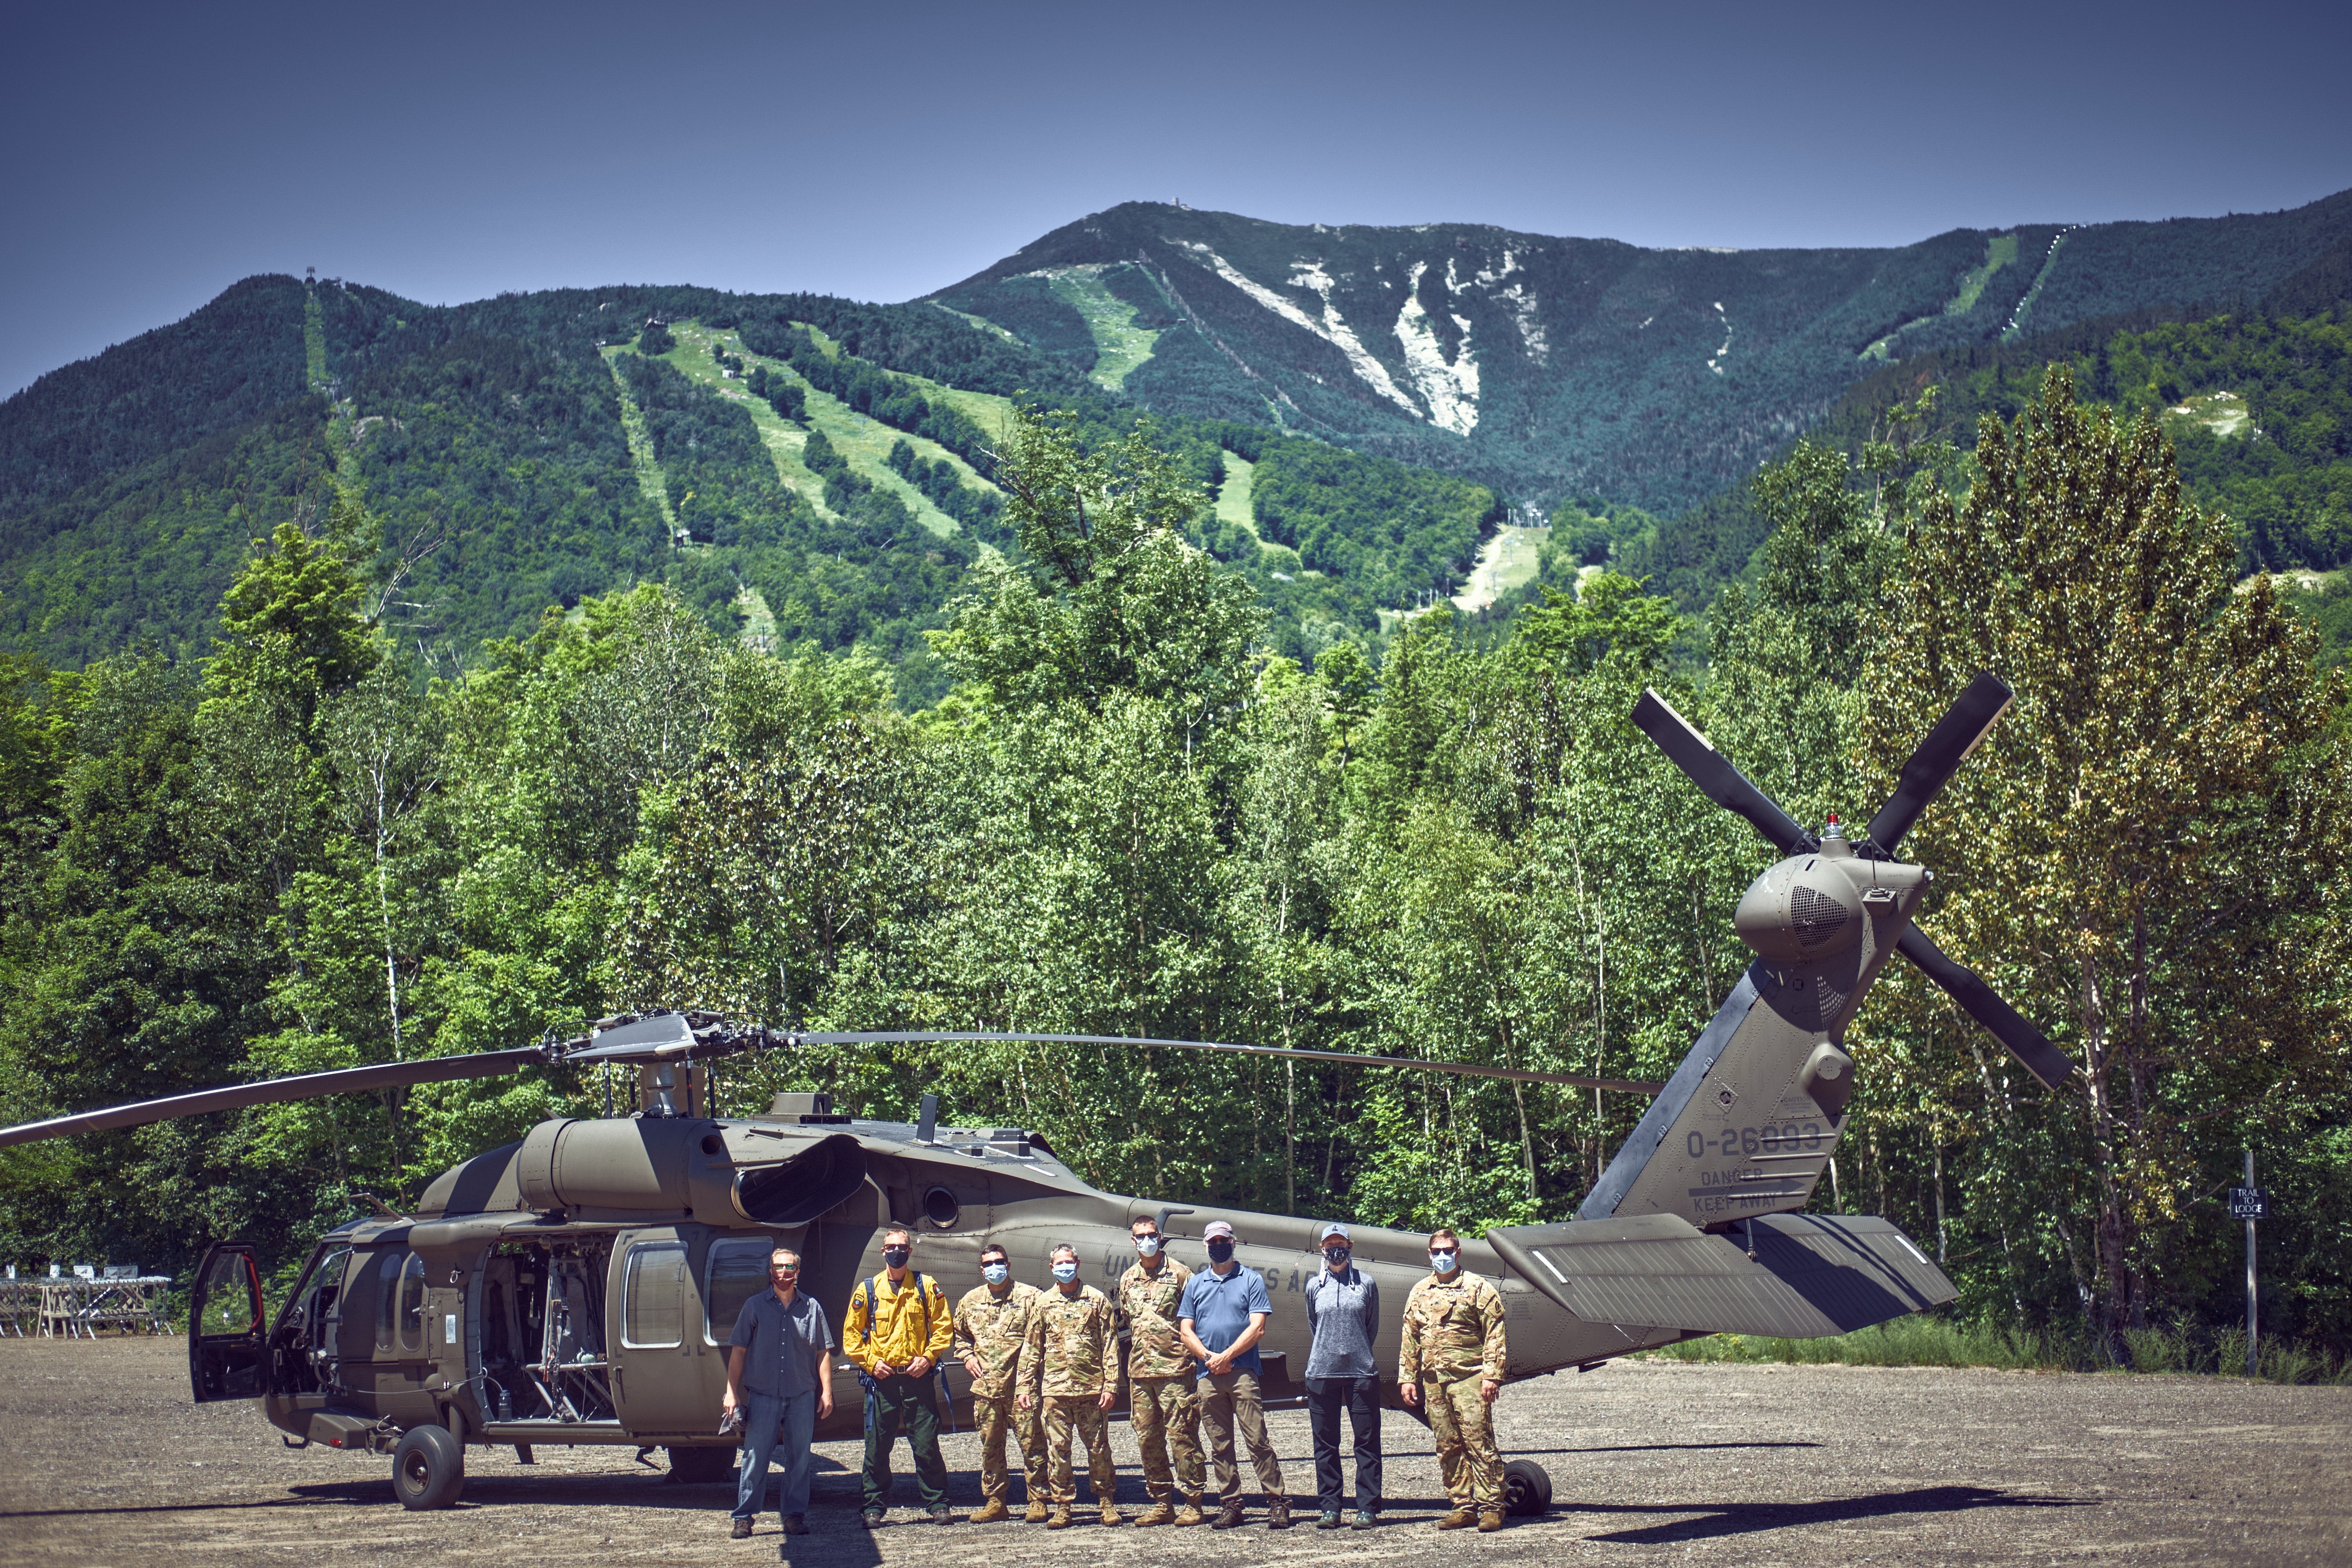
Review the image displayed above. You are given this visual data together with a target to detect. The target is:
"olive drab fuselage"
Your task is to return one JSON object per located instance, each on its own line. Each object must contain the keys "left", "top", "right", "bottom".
{"left": 199, "top": 1106, "right": 1623, "bottom": 1459}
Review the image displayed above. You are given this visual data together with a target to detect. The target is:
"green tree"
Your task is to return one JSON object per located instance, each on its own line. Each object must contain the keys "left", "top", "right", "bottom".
{"left": 1858, "top": 369, "right": 2352, "bottom": 1353}
{"left": 931, "top": 409, "right": 1263, "bottom": 739}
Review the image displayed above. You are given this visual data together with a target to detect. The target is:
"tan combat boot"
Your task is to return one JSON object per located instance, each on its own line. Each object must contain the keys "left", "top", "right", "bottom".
{"left": 1173, "top": 1495, "right": 1208, "bottom": 1527}
{"left": 1135, "top": 1501, "right": 1176, "bottom": 1527}
{"left": 1099, "top": 1499, "right": 1125, "bottom": 1526}
{"left": 1436, "top": 1507, "right": 1478, "bottom": 1529}
{"left": 1045, "top": 1506, "right": 1074, "bottom": 1530}
{"left": 1477, "top": 1510, "right": 1505, "bottom": 1532}
{"left": 1023, "top": 1498, "right": 1050, "bottom": 1524}
{"left": 969, "top": 1498, "right": 1009, "bottom": 1524}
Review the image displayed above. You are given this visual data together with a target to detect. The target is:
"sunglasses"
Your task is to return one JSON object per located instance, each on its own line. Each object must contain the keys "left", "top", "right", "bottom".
{"left": 770, "top": 1264, "right": 801, "bottom": 1274}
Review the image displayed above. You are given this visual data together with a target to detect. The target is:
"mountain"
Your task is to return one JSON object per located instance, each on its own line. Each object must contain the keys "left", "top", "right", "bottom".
{"left": 6, "top": 190, "right": 2350, "bottom": 684}
{"left": 931, "top": 192, "right": 2352, "bottom": 514}
{"left": 0, "top": 276, "right": 1499, "bottom": 684}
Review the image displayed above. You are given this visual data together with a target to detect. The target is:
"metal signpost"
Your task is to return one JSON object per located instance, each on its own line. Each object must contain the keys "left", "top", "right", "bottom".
{"left": 2228, "top": 1151, "right": 2270, "bottom": 1377}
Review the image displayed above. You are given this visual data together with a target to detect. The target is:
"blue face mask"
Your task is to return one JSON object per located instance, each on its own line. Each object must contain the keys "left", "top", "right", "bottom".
{"left": 1052, "top": 1261, "right": 1079, "bottom": 1284}
{"left": 982, "top": 1262, "right": 1009, "bottom": 1285}
{"left": 1135, "top": 1235, "right": 1162, "bottom": 1257}
{"left": 1206, "top": 1240, "right": 1235, "bottom": 1264}
{"left": 1430, "top": 1250, "right": 1458, "bottom": 1274}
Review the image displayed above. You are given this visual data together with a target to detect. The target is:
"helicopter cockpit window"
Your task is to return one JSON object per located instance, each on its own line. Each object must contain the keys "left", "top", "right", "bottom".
{"left": 621, "top": 1241, "right": 686, "bottom": 1350}
{"left": 703, "top": 1238, "right": 775, "bottom": 1346}
{"left": 195, "top": 1248, "right": 262, "bottom": 1338}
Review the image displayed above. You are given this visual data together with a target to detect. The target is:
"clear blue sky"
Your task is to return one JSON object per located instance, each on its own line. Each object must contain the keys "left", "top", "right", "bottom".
{"left": 6, "top": 0, "right": 2348, "bottom": 397}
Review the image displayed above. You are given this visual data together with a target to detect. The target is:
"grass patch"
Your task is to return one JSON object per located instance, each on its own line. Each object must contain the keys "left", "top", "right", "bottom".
{"left": 600, "top": 347, "right": 679, "bottom": 532}
{"left": 669, "top": 321, "right": 1014, "bottom": 540}
{"left": 1216, "top": 450, "right": 1258, "bottom": 538}
{"left": 1047, "top": 265, "right": 1161, "bottom": 391}
{"left": 2164, "top": 389, "right": 2251, "bottom": 440}
{"left": 1452, "top": 525, "right": 1545, "bottom": 613}
{"left": 1641, "top": 1315, "right": 2352, "bottom": 1383}
{"left": 1947, "top": 233, "right": 2020, "bottom": 317}
{"left": 735, "top": 581, "right": 777, "bottom": 650}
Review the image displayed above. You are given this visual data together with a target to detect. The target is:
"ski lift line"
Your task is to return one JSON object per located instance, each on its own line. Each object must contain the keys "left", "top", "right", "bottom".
{"left": 795, "top": 1031, "right": 1664, "bottom": 1094}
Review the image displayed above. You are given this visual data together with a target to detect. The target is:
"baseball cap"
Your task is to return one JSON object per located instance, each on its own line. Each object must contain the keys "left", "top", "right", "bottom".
{"left": 1317, "top": 1223, "right": 1351, "bottom": 1245}
{"left": 1202, "top": 1220, "right": 1237, "bottom": 1241}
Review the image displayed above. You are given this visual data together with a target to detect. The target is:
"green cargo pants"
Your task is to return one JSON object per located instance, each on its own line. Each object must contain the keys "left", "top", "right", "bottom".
{"left": 862, "top": 1373, "right": 949, "bottom": 1510}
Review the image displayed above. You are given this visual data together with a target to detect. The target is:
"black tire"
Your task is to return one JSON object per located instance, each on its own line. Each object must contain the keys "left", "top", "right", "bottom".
{"left": 392, "top": 1424, "right": 466, "bottom": 1511}
{"left": 1503, "top": 1458, "right": 1552, "bottom": 1517}
{"left": 665, "top": 1445, "right": 740, "bottom": 1485}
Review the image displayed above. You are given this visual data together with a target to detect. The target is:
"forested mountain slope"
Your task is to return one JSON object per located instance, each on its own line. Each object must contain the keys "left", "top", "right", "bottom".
{"left": 1596, "top": 238, "right": 2352, "bottom": 638}
{"left": 933, "top": 192, "right": 2352, "bottom": 514}
{"left": 0, "top": 276, "right": 1499, "bottom": 682}
{"left": 9, "top": 192, "right": 2350, "bottom": 682}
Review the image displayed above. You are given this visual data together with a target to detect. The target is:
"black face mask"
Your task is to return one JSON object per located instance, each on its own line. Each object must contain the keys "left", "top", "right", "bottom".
{"left": 883, "top": 1247, "right": 911, "bottom": 1269}
{"left": 1206, "top": 1240, "right": 1235, "bottom": 1263}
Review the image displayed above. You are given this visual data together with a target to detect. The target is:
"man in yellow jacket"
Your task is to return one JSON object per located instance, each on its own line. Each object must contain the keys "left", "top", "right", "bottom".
{"left": 844, "top": 1227, "right": 956, "bottom": 1526}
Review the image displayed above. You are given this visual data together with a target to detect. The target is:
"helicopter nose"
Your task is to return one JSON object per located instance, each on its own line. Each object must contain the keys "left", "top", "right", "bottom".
{"left": 1734, "top": 857, "right": 1865, "bottom": 964}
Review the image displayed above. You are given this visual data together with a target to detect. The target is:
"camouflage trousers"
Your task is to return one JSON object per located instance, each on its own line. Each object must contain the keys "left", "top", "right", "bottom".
{"left": 1422, "top": 1375, "right": 1501, "bottom": 1510}
{"left": 970, "top": 1393, "right": 1047, "bottom": 1505}
{"left": 1042, "top": 1395, "right": 1116, "bottom": 1505}
{"left": 1128, "top": 1376, "right": 1203, "bottom": 1502}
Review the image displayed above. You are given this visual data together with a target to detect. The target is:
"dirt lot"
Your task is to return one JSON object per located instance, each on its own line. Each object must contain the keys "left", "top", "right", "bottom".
{"left": 1, "top": 1336, "right": 2345, "bottom": 1566}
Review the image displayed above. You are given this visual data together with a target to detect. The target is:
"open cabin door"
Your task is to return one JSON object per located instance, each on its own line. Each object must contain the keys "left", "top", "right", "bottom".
{"left": 188, "top": 1242, "right": 268, "bottom": 1402}
{"left": 608, "top": 1227, "right": 717, "bottom": 1438}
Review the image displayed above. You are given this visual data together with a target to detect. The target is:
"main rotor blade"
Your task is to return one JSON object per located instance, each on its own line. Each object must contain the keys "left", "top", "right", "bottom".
{"left": 1630, "top": 688, "right": 1814, "bottom": 856}
{"left": 0, "top": 1047, "right": 551, "bottom": 1150}
{"left": 1863, "top": 671, "right": 2013, "bottom": 856}
{"left": 796, "top": 1031, "right": 1663, "bottom": 1095}
{"left": 1895, "top": 928, "right": 2075, "bottom": 1090}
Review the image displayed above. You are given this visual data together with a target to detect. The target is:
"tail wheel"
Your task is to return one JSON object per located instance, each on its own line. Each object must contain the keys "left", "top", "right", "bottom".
{"left": 391, "top": 1424, "right": 466, "bottom": 1511}
{"left": 665, "top": 1445, "right": 740, "bottom": 1484}
{"left": 1503, "top": 1458, "right": 1552, "bottom": 1517}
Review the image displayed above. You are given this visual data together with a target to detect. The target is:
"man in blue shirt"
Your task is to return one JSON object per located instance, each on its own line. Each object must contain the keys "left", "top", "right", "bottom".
{"left": 722, "top": 1247, "right": 836, "bottom": 1539}
{"left": 1177, "top": 1220, "right": 1289, "bottom": 1529}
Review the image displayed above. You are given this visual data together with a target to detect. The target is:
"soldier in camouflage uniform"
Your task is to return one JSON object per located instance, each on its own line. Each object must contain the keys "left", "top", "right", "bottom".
{"left": 952, "top": 1242, "right": 1048, "bottom": 1523}
{"left": 1398, "top": 1226, "right": 1509, "bottom": 1532}
{"left": 1116, "top": 1214, "right": 1205, "bottom": 1526}
{"left": 1027, "top": 1243, "right": 1122, "bottom": 1528}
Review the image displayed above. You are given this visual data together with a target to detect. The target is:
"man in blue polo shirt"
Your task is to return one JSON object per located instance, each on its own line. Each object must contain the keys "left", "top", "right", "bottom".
{"left": 1177, "top": 1220, "right": 1289, "bottom": 1529}
{"left": 722, "top": 1246, "right": 836, "bottom": 1539}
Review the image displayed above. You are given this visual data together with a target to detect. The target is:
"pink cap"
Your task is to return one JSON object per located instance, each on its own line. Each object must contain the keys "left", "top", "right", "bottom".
{"left": 1202, "top": 1220, "right": 1237, "bottom": 1241}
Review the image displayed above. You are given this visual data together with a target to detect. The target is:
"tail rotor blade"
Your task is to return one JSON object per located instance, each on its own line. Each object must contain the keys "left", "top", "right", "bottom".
{"left": 1630, "top": 688, "right": 1814, "bottom": 856}
{"left": 1895, "top": 927, "right": 2075, "bottom": 1090}
{"left": 1863, "top": 671, "right": 2013, "bottom": 856}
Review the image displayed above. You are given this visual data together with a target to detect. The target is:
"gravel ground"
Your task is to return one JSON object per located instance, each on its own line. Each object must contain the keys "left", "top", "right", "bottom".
{"left": 2, "top": 1336, "right": 2345, "bottom": 1566}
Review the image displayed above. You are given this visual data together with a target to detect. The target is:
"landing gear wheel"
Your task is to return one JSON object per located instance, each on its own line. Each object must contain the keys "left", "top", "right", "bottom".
{"left": 665, "top": 1445, "right": 740, "bottom": 1484}
{"left": 1503, "top": 1459, "right": 1552, "bottom": 1517}
{"left": 392, "top": 1424, "right": 466, "bottom": 1510}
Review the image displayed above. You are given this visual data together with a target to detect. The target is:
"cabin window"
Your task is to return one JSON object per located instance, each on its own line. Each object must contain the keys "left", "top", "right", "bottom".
{"left": 703, "top": 1238, "right": 777, "bottom": 1346}
{"left": 370, "top": 1253, "right": 394, "bottom": 1352}
{"left": 396, "top": 1254, "right": 428, "bottom": 1355}
{"left": 621, "top": 1241, "right": 687, "bottom": 1350}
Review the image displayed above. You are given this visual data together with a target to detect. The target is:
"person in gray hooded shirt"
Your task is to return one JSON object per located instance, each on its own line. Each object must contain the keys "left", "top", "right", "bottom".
{"left": 1302, "top": 1223, "right": 1381, "bottom": 1529}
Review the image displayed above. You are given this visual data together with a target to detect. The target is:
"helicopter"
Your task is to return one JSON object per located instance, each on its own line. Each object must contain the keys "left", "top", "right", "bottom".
{"left": 0, "top": 671, "right": 2071, "bottom": 1516}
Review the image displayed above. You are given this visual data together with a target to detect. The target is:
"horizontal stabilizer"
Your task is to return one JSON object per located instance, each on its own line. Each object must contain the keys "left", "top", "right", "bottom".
{"left": 1487, "top": 1211, "right": 1956, "bottom": 1339}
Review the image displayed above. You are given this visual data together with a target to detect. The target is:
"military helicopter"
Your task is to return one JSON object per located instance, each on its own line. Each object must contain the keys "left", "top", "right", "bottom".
{"left": 0, "top": 672, "right": 2069, "bottom": 1517}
